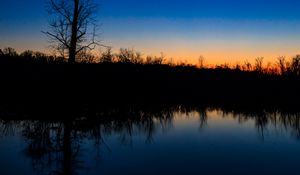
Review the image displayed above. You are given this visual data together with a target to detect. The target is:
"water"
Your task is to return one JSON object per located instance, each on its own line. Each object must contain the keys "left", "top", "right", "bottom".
{"left": 0, "top": 109, "right": 300, "bottom": 175}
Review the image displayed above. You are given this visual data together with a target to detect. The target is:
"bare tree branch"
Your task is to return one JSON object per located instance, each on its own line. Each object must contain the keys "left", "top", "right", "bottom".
{"left": 44, "top": 0, "right": 104, "bottom": 63}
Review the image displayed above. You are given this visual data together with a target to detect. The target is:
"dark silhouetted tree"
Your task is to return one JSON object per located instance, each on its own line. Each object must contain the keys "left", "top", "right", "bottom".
{"left": 277, "top": 56, "right": 286, "bottom": 75}
{"left": 44, "top": 0, "right": 101, "bottom": 63}
{"left": 290, "top": 55, "right": 300, "bottom": 76}
{"left": 198, "top": 55, "right": 205, "bottom": 69}
{"left": 254, "top": 57, "right": 264, "bottom": 73}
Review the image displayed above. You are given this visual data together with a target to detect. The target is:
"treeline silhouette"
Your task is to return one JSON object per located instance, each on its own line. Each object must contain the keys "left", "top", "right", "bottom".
{"left": 0, "top": 47, "right": 299, "bottom": 110}
{"left": 0, "top": 47, "right": 299, "bottom": 175}
{"left": 2, "top": 47, "right": 300, "bottom": 75}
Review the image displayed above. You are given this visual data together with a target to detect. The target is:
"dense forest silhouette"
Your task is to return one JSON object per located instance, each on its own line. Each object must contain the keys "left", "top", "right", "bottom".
{"left": 0, "top": 47, "right": 299, "bottom": 111}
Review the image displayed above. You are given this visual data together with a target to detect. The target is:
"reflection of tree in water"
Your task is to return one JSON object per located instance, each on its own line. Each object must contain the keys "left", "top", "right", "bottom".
{"left": 0, "top": 120, "right": 21, "bottom": 137}
{"left": 225, "top": 110, "right": 300, "bottom": 140}
{"left": 15, "top": 107, "right": 176, "bottom": 175}
{"left": 198, "top": 110, "right": 208, "bottom": 130}
{"left": 0, "top": 106, "right": 300, "bottom": 174}
{"left": 21, "top": 121, "right": 74, "bottom": 174}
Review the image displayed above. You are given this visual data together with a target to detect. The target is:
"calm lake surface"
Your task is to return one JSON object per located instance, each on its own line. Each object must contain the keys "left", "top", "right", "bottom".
{"left": 0, "top": 109, "right": 300, "bottom": 175}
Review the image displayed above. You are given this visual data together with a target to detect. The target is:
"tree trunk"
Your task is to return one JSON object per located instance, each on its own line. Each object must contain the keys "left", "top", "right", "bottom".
{"left": 69, "top": 0, "right": 79, "bottom": 63}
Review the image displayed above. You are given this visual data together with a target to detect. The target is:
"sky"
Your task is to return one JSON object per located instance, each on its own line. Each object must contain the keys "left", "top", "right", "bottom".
{"left": 1, "top": 0, "right": 300, "bottom": 64}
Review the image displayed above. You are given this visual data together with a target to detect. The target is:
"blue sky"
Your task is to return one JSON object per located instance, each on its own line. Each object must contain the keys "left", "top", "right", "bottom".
{"left": 1, "top": 0, "right": 300, "bottom": 63}
{"left": 100, "top": 0, "right": 300, "bottom": 19}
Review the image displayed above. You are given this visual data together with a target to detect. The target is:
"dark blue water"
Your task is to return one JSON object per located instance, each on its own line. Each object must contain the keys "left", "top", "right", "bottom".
{"left": 0, "top": 110, "right": 300, "bottom": 175}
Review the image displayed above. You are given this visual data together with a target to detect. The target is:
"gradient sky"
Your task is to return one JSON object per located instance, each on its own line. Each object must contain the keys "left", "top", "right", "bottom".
{"left": 1, "top": 0, "right": 300, "bottom": 64}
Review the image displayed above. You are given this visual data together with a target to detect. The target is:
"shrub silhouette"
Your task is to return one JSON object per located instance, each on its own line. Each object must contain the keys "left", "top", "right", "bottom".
{"left": 2, "top": 47, "right": 17, "bottom": 57}
{"left": 116, "top": 48, "right": 143, "bottom": 64}
{"left": 145, "top": 54, "right": 164, "bottom": 65}
{"left": 99, "top": 48, "right": 114, "bottom": 63}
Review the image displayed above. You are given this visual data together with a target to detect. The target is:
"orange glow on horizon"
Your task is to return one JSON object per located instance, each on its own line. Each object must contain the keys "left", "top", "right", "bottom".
{"left": 7, "top": 41, "right": 300, "bottom": 66}
{"left": 139, "top": 50, "right": 299, "bottom": 66}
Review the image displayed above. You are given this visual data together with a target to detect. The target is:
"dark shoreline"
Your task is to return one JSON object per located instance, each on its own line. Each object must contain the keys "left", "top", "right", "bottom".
{"left": 0, "top": 54, "right": 299, "bottom": 115}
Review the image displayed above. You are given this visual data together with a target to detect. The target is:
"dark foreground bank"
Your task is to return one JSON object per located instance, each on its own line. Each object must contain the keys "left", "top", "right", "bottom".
{"left": 0, "top": 52, "right": 299, "bottom": 111}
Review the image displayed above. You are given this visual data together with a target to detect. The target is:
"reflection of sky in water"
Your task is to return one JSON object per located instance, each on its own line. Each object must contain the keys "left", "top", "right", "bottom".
{"left": 0, "top": 130, "right": 32, "bottom": 175}
{"left": 0, "top": 110, "right": 300, "bottom": 175}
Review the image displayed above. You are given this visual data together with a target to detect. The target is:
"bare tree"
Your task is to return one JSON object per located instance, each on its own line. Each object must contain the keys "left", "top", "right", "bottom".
{"left": 198, "top": 55, "right": 205, "bottom": 69}
{"left": 290, "top": 55, "right": 300, "bottom": 76}
{"left": 277, "top": 56, "right": 286, "bottom": 75}
{"left": 254, "top": 57, "right": 264, "bottom": 73}
{"left": 44, "top": 0, "right": 101, "bottom": 63}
